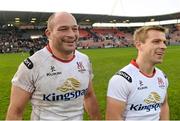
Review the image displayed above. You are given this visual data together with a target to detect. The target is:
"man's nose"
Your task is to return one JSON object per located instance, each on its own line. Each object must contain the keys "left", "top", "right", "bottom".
{"left": 67, "top": 29, "right": 76, "bottom": 37}
{"left": 160, "top": 41, "right": 167, "bottom": 49}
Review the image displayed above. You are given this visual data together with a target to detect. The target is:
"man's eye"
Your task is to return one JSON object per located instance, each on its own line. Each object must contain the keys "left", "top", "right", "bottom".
{"left": 153, "top": 41, "right": 159, "bottom": 43}
{"left": 59, "top": 28, "right": 67, "bottom": 31}
{"left": 73, "top": 28, "right": 78, "bottom": 31}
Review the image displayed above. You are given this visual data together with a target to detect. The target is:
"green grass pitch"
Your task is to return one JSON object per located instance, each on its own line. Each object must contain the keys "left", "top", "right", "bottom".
{"left": 0, "top": 46, "right": 180, "bottom": 119}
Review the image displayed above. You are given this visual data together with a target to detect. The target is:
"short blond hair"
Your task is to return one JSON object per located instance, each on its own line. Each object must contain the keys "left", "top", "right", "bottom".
{"left": 133, "top": 26, "right": 168, "bottom": 43}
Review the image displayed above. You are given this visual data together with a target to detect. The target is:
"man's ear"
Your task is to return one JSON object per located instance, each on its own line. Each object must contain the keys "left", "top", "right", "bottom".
{"left": 135, "top": 40, "right": 145, "bottom": 52}
{"left": 134, "top": 40, "right": 141, "bottom": 49}
{"left": 45, "top": 29, "right": 51, "bottom": 37}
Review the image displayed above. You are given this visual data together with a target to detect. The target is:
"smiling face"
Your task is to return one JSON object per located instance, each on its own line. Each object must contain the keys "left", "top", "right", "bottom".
{"left": 137, "top": 29, "right": 167, "bottom": 65}
{"left": 45, "top": 12, "right": 79, "bottom": 55}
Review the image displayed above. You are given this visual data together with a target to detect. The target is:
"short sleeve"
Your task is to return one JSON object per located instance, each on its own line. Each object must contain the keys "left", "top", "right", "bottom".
{"left": 107, "top": 75, "right": 130, "bottom": 102}
{"left": 12, "top": 62, "right": 35, "bottom": 93}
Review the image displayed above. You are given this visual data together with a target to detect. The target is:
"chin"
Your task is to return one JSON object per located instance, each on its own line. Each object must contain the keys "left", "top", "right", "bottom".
{"left": 155, "top": 59, "right": 163, "bottom": 64}
{"left": 66, "top": 48, "right": 76, "bottom": 53}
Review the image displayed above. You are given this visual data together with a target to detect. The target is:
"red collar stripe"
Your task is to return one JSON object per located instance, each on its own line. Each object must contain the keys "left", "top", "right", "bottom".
{"left": 46, "top": 44, "right": 75, "bottom": 63}
{"left": 130, "top": 59, "right": 156, "bottom": 78}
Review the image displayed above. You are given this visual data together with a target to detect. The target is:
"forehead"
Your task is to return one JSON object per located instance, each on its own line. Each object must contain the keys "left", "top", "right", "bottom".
{"left": 146, "top": 30, "right": 166, "bottom": 40}
{"left": 53, "top": 13, "right": 78, "bottom": 27}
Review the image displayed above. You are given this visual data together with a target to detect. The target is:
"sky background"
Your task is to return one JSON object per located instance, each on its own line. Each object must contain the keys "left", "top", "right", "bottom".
{"left": 0, "top": 0, "right": 180, "bottom": 16}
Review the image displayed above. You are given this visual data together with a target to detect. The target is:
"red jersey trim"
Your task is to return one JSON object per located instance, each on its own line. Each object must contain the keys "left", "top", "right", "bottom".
{"left": 131, "top": 59, "right": 156, "bottom": 78}
{"left": 46, "top": 44, "right": 75, "bottom": 63}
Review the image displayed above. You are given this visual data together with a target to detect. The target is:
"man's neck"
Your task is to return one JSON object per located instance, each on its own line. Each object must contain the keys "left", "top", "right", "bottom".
{"left": 49, "top": 44, "right": 74, "bottom": 61}
{"left": 136, "top": 57, "right": 155, "bottom": 77}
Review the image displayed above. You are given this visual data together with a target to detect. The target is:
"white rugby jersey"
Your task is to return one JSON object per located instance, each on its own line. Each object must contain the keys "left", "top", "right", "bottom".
{"left": 12, "top": 45, "right": 93, "bottom": 120}
{"left": 107, "top": 60, "right": 168, "bottom": 120}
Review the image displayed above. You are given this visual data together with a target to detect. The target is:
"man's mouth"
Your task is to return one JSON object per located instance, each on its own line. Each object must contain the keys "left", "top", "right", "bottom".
{"left": 156, "top": 52, "right": 164, "bottom": 56}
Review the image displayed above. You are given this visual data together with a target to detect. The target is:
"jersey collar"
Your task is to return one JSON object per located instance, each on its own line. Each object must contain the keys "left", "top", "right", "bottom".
{"left": 131, "top": 59, "right": 156, "bottom": 78}
{"left": 46, "top": 44, "right": 75, "bottom": 63}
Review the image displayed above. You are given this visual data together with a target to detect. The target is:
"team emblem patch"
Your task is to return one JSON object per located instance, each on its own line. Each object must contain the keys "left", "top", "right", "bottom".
{"left": 144, "top": 92, "right": 160, "bottom": 104}
{"left": 116, "top": 71, "right": 132, "bottom": 83}
{"left": 76, "top": 61, "right": 86, "bottom": 73}
{"left": 157, "top": 77, "right": 165, "bottom": 88}
{"left": 23, "top": 58, "right": 33, "bottom": 69}
{"left": 57, "top": 78, "right": 80, "bottom": 92}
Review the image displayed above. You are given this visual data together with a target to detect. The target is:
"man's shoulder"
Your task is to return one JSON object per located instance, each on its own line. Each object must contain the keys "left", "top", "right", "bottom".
{"left": 155, "top": 67, "right": 164, "bottom": 73}
{"left": 23, "top": 48, "right": 50, "bottom": 69}
{"left": 119, "top": 63, "right": 135, "bottom": 73}
{"left": 75, "top": 50, "right": 89, "bottom": 59}
{"left": 155, "top": 67, "right": 168, "bottom": 79}
{"left": 31, "top": 47, "right": 49, "bottom": 60}
{"left": 115, "top": 64, "right": 134, "bottom": 83}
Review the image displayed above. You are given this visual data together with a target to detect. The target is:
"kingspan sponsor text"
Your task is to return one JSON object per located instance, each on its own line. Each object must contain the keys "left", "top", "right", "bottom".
{"left": 43, "top": 89, "right": 87, "bottom": 101}
{"left": 130, "top": 103, "right": 160, "bottom": 112}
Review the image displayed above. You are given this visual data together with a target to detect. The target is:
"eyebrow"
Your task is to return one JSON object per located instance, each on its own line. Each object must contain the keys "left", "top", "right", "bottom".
{"left": 59, "top": 25, "right": 79, "bottom": 28}
{"left": 153, "top": 39, "right": 167, "bottom": 41}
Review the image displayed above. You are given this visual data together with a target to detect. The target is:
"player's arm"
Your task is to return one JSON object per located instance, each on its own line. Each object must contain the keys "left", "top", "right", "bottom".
{"left": 6, "top": 85, "right": 32, "bottom": 120}
{"left": 106, "top": 96, "right": 126, "bottom": 120}
{"left": 160, "top": 94, "right": 169, "bottom": 120}
{"left": 84, "top": 80, "right": 101, "bottom": 120}
{"left": 106, "top": 71, "right": 131, "bottom": 120}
